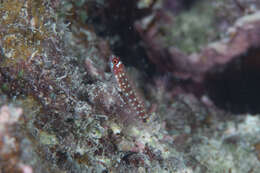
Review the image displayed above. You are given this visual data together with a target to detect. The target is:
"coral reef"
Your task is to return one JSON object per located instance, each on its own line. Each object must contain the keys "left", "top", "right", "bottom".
{"left": 135, "top": 0, "right": 260, "bottom": 82}
{"left": 1, "top": 0, "right": 260, "bottom": 173}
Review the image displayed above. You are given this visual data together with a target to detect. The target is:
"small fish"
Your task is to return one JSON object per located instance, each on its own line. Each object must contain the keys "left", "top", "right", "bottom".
{"left": 110, "top": 55, "right": 147, "bottom": 121}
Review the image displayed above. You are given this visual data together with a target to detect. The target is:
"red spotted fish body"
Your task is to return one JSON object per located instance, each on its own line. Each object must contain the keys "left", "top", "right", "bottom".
{"left": 110, "top": 55, "right": 147, "bottom": 120}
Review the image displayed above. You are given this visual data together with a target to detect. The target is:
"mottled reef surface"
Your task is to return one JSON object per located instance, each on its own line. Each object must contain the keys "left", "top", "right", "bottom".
{"left": 1, "top": 0, "right": 260, "bottom": 172}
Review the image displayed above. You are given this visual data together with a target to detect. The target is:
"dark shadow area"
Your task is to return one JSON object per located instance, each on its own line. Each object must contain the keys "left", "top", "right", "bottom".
{"left": 163, "top": 0, "right": 200, "bottom": 13}
{"left": 205, "top": 47, "right": 260, "bottom": 114}
{"left": 85, "top": 0, "right": 155, "bottom": 75}
{"left": 84, "top": 0, "right": 205, "bottom": 78}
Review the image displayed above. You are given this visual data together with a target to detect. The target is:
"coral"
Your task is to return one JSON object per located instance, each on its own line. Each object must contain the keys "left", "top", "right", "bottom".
{"left": 135, "top": 0, "right": 260, "bottom": 114}
{"left": 0, "top": 0, "right": 50, "bottom": 69}
{"left": 1, "top": 0, "right": 260, "bottom": 173}
{"left": 192, "top": 114, "right": 260, "bottom": 173}
{"left": 135, "top": 3, "right": 260, "bottom": 82}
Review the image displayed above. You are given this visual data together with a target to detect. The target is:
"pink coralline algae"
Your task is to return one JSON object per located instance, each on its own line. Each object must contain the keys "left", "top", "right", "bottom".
{"left": 110, "top": 55, "right": 148, "bottom": 121}
{"left": 0, "top": 105, "right": 33, "bottom": 173}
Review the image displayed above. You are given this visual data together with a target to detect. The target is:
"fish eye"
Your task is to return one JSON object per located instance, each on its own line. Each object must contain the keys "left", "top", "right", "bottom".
{"left": 113, "top": 58, "right": 119, "bottom": 65}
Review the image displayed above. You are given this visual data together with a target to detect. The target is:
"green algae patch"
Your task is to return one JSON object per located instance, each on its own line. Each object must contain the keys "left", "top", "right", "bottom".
{"left": 165, "top": 0, "right": 219, "bottom": 54}
{"left": 20, "top": 95, "right": 42, "bottom": 120}
{"left": 39, "top": 131, "right": 58, "bottom": 145}
{"left": 1, "top": 83, "right": 10, "bottom": 92}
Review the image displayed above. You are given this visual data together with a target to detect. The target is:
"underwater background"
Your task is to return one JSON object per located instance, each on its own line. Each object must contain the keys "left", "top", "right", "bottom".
{"left": 1, "top": 0, "right": 260, "bottom": 172}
